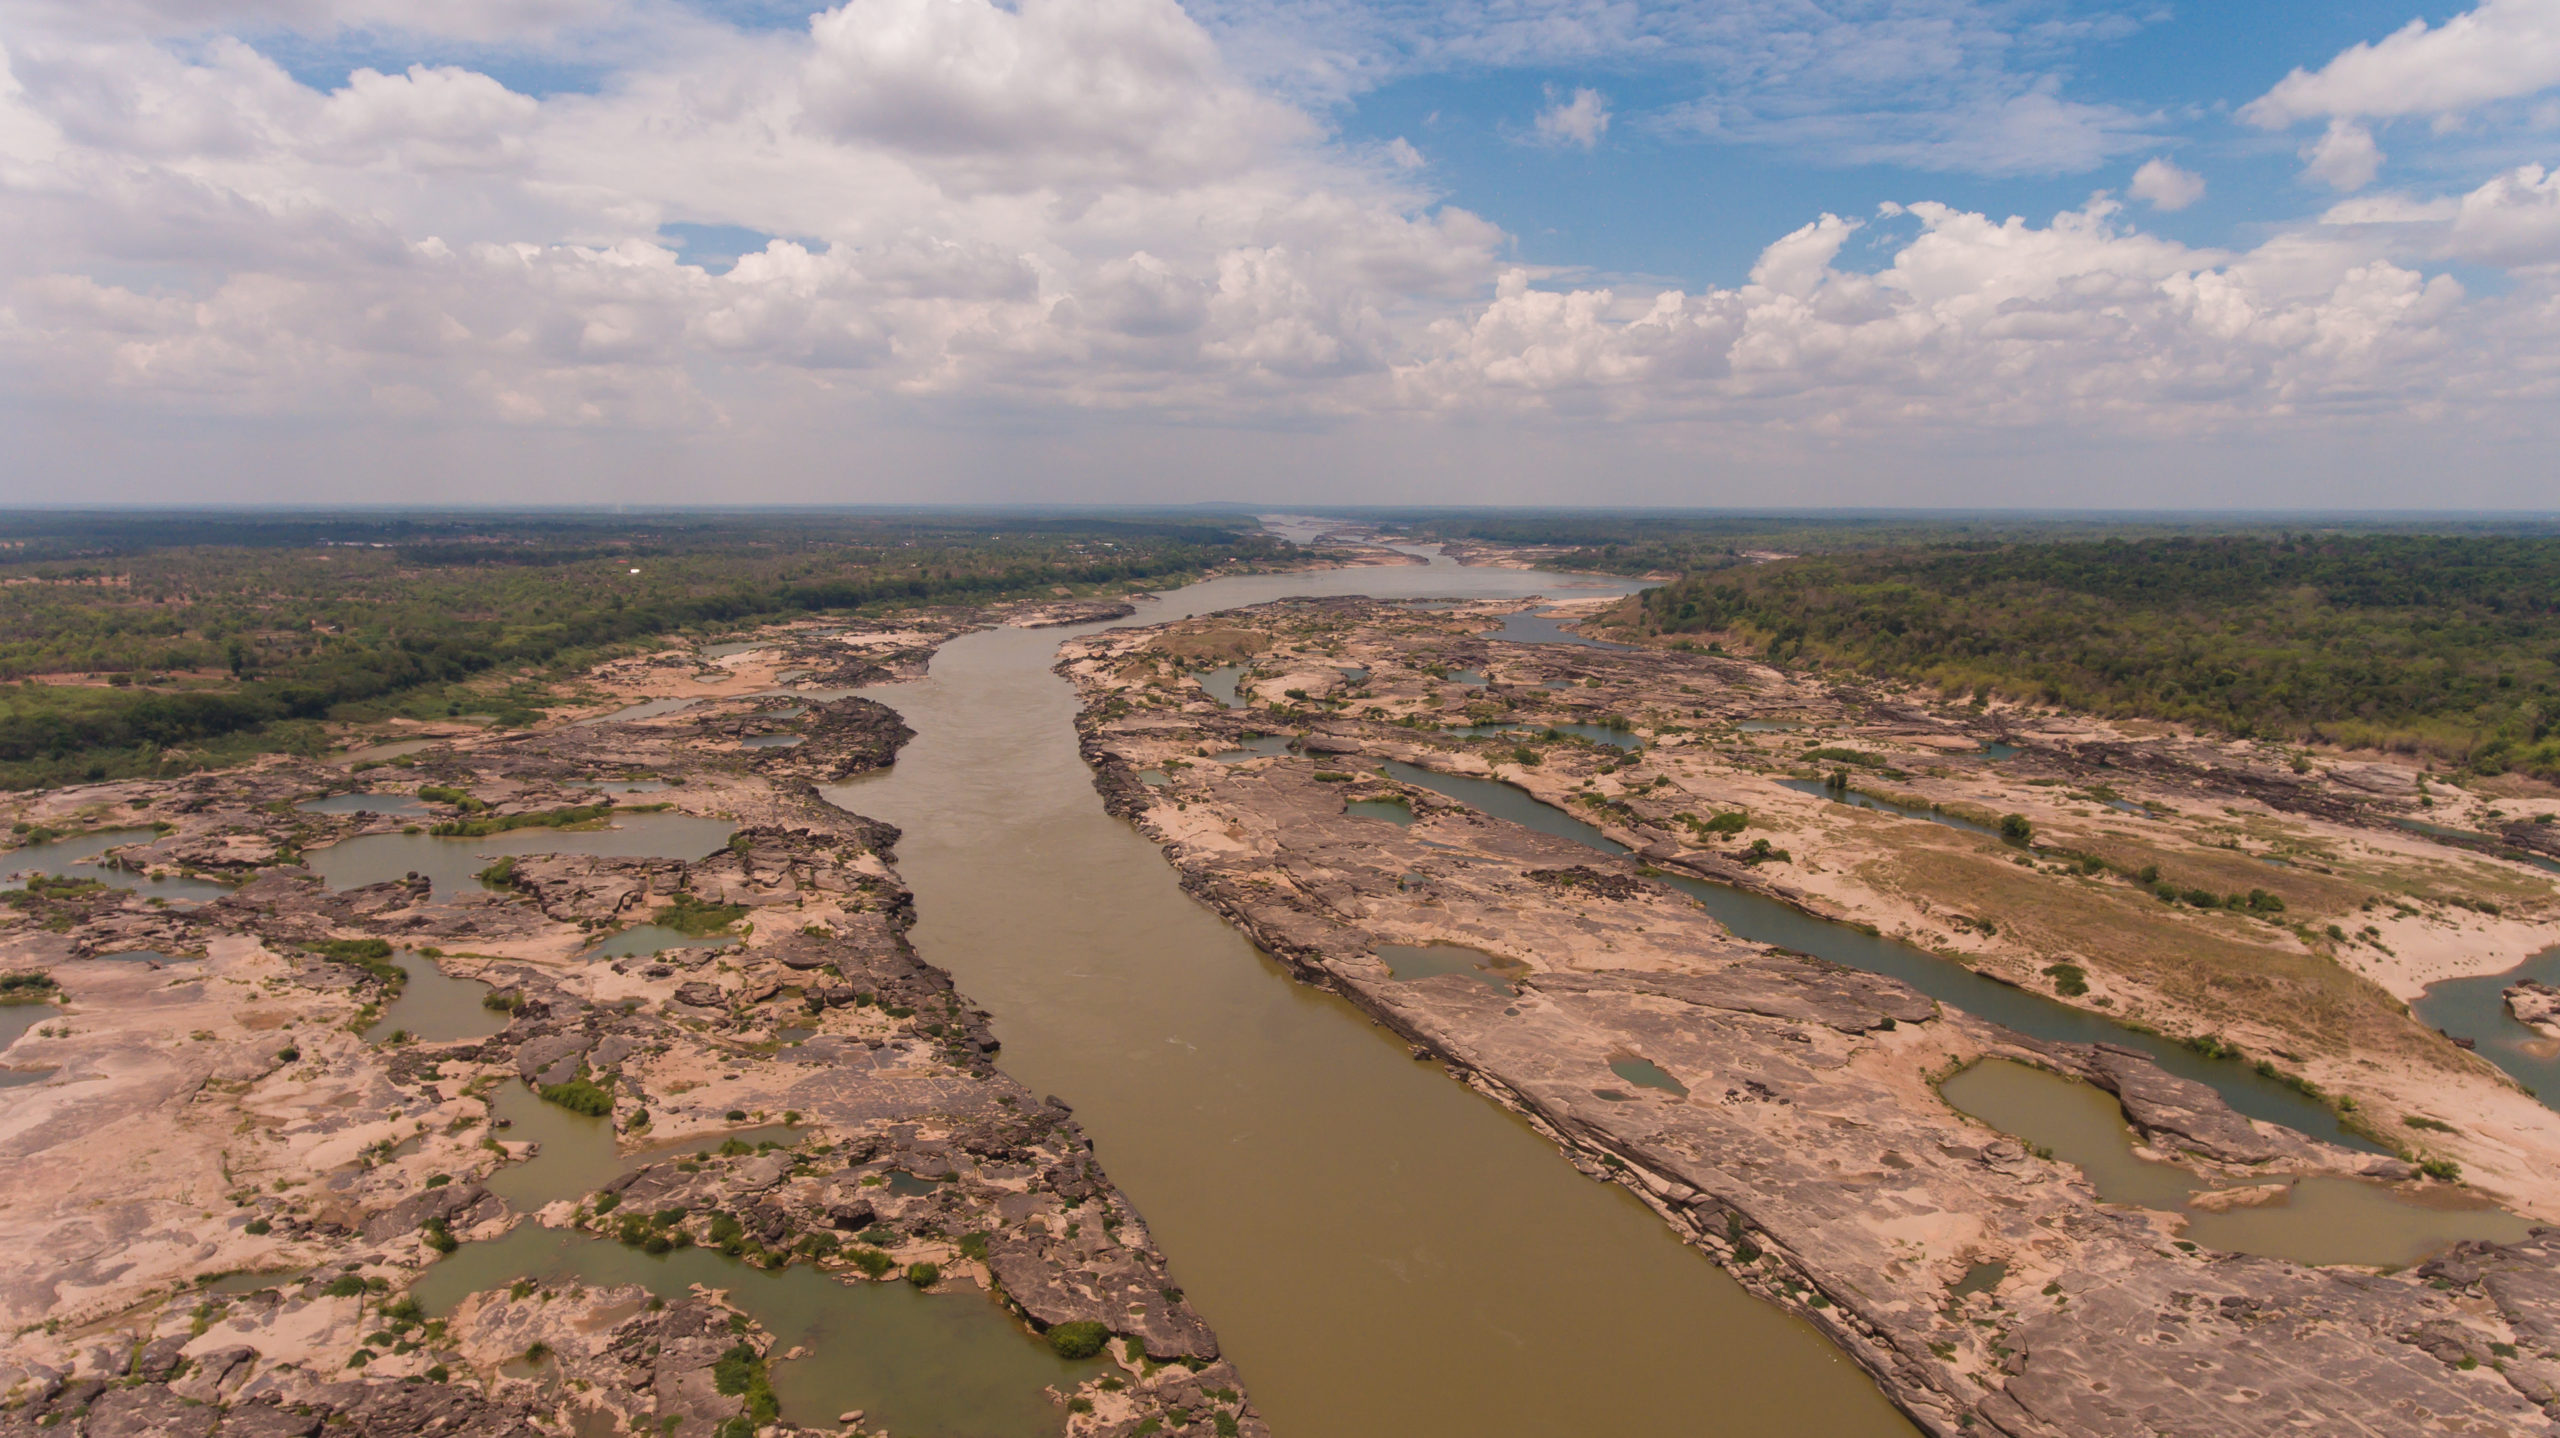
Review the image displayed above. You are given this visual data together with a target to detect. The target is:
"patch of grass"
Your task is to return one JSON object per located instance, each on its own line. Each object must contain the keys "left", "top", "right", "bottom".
{"left": 653, "top": 892, "right": 748, "bottom": 936}
{"left": 1879, "top": 842, "right": 2444, "bottom": 1075}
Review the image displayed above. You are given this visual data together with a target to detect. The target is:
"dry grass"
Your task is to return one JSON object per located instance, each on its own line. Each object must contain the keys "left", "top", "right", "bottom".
{"left": 1877, "top": 840, "right": 2450, "bottom": 1068}
{"left": 1160, "top": 626, "right": 1269, "bottom": 664}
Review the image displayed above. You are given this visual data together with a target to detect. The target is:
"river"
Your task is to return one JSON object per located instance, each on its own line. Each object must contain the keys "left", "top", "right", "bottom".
{"left": 821, "top": 557, "right": 1915, "bottom": 1438}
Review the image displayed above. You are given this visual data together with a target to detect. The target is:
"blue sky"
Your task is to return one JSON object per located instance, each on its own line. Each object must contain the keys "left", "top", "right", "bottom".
{"left": 6, "top": 0, "right": 2560, "bottom": 506}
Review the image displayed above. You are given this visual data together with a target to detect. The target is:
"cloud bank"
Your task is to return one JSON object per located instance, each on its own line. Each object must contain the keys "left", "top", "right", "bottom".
{"left": 1, "top": 0, "right": 2559, "bottom": 502}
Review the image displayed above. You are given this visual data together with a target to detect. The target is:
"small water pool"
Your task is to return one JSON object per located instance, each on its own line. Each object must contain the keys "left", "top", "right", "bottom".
{"left": 1, "top": 829, "right": 234, "bottom": 902}
{"left": 1942, "top": 1059, "right": 2526, "bottom": 1268}
{"left": 365, "top": 953, "right": 508, "bottom": 1045}
{"left": 1212, "top": 736, "right": 1292, "bottom": 763}
{"left": 742, "top": 734, "right": 806, "bottom": 749}
{"left": 1346, "top": 797, "right": 1415, "bottom": 827}
{"left": 1608, "top": 1055, "right": 1688, "bottom": 1098}
{"left": 410, "top": 1226, "right": 1096, "bottom": 1437}
{"left": 1485, "top": 611, "right": 1636, "bottom": 651}
{"left": 1196, "top": 667, "right": 1248, "bottom": 709}
{"left": 1376, "top": 943, "right": 1526, "bottom": 992}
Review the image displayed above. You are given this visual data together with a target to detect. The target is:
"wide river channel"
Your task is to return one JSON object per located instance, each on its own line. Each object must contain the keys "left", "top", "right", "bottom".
{"left": 822, "top": 555, "right": 1918, "bottom": 1438}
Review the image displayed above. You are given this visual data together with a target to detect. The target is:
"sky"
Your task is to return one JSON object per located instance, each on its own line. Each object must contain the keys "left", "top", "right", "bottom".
{"left": 5, "top": 0, "right": 2560, "bottom": 508}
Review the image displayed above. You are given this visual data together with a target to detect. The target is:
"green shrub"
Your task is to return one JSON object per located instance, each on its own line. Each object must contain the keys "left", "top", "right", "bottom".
{"left": 905, "top": 1262, "right": 941, "bottom": 1287}
{"left": 322, "top": 1274, "right": 366, "bottom": 1298}
{"left": 308, "top": 938, "right": 402, "bottom": 986}
{"left": 1998, "top": 813, "right": 2033, "bottom": 846}
{"left": 846, "top": 1248, "right": 894, "bottom": 1278}
{"left": 1047, "top": 1321, "right": 1110, "bottom": 1359}
{"left": 2419, "top": 1157, "right": 2462, "bottom": 1181}
{"left": 0, "top": 971, "right": 58, "bottom": 1002}
{"left": 711, "top": 1341, "right": 779, "bottom": 1425}
{"left": 2042, "top": 963, "right": 2089, "bottom": 997}
{"left": 540, "top": 1078, "right": 613, "bottom": 1116}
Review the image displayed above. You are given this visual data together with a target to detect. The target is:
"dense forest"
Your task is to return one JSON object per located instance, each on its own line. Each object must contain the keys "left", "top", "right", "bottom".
{"left": 1359, "top": 509, "right": 2560, "bottom": 579}
{"left": 0, "top": 510, "right": 1283, "bottom": 788}
{"left": 1628, "top": 535, "right": 2560, "bottom": 776}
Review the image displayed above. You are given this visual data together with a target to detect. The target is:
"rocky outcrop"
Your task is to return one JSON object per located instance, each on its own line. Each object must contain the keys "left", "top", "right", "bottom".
{"left": 2512, "top": 982, "right": 2560, "bottom": 1042}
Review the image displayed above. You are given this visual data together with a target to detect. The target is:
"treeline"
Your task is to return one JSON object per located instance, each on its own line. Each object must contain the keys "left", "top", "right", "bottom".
{"left": 1350, "top": 509, "right": 2560, "bottom": 578}
{"left": 0, "top": 514, "right": 1279, "bottom": 787}
{"left": 1632, "top": 535, "right": 2560, "bottom": 775}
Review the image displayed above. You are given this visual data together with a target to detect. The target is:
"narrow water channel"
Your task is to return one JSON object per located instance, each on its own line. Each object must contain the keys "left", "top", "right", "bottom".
{"left": 823, "top": 564, "right": 1914, "bottom": 1438}
{"left": 1376, "top": 760, "right": 2376, "bottom": 1151}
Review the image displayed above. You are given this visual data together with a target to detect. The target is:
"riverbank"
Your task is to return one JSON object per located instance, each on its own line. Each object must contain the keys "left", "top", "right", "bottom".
{"left": 1060, "top": 595, "right": 2560, "bottom": 1436}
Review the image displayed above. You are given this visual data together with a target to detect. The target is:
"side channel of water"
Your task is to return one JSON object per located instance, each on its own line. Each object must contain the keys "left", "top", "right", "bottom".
{"left": 1372, "top": 761, "right": 2378, "bottom": 1152}
{"left": 1370, "top": 758, "right": 2528, "bottom": 1262}
{"left": 823, "top": 562, "right": 1914, "bottom": 1438}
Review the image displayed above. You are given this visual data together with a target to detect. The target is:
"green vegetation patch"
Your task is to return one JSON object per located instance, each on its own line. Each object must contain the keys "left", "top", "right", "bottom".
{"left": 430, "top": 802, "right": 614, "bottom": 838}
{"left": 539, "top": 1077, "right": 613, "bottom": 1116}
{"left": 1047, "top": 1320, "right": 1111, "bottom": 1359}
{"left": 652, "top": 892, "right": 748, "bottom": 936}
{"left": 712, "top": 1341, "right": 779, "bottom": 1431}
{"left": 0, "top": 970, "right": 57, "bottom": 1003}
{"left": 308, "top": 937, "right": 403, "bottom": 987}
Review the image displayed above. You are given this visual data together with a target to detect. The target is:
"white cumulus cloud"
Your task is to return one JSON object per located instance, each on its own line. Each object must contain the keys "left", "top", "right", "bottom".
{"left": 2128, "top": 157, "right": 2204, "bottom": 211}
{"left": 2244, "top": 0, "right": 2560, "bottom": 126}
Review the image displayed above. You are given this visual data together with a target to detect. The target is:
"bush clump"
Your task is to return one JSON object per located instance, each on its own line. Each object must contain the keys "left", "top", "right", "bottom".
{"left": 540, "top": 1077, "right": 613, "bottom": 1116}
{"left": 0, "top": 971, "right": 58, "bottom": 1003}
{"left": 1047, "top": 1321, "right": 1110, "bottom": 1360}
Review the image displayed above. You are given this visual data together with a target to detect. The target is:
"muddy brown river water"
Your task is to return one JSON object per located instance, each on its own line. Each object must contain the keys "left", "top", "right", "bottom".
{"left": 821, "top": 562, "right": 1915, "bottom": 1438}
